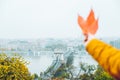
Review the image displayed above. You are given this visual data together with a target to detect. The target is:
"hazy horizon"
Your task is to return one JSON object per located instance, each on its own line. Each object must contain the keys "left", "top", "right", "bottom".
{"left": 0, "top": 0, "right": 120, "bottom": 39}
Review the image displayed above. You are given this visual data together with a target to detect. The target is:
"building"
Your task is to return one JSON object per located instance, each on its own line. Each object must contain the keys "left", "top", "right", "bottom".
{"left": 110, "top": 39, "right": 120, "bottom": 49}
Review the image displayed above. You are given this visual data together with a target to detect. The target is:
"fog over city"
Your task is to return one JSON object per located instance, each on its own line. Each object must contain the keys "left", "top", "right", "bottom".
{"left": 0, "top": 0, "right": 120, "bottom": 39}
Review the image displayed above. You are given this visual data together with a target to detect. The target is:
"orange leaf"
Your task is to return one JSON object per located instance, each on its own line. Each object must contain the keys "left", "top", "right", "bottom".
{"left": 78, "top": 9, "right": 98, "bottom": 35}
{"left": 88, "top": 19, "right": 98, "bottom": 34}
{"left": 78, "top": 15, "right": 88, "bottom": 34}
{"left": 87, "top": 9, "right": 95, "bottom": 25}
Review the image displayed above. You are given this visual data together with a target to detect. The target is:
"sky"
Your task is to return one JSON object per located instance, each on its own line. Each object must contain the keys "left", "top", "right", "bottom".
{"left": 0, "top": 0, "right": 120, "bottom": 39}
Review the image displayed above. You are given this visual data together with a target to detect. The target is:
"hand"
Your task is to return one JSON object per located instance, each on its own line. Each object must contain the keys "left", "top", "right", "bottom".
{"left": 78, "top": 9, "right": 98, "bottom": 42}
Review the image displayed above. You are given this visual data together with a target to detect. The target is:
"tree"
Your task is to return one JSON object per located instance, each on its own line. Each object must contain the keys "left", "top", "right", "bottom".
{"left": 94, "top": 65, "right": 114, "bottom": 80}
{"left": 52, "top": 63, "right": 69, "bottom": 79}
{"left": 0, "top": 53, "right": 34, "bottom": 80}
{"left": 79, "top": 64, "right": 114, "bottom": 80}
{"left": 79, "top": 63, "right": 95, "bottom": 80}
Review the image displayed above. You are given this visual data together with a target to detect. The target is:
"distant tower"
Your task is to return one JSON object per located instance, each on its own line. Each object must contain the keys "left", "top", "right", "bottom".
{"left": 67, "top": 43, "right": 74, "bottom": 52}
{"left": 54, "top": 49, "right": 64, "bottom": 63}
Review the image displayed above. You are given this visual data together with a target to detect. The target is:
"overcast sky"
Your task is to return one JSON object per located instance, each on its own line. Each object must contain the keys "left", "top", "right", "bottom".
{"left": 0, "top": 0, "right": 120, "bottom": 39}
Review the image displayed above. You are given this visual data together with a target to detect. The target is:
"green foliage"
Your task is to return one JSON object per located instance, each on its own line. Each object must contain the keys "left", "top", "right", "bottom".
{"left": 53, "top": 63, "right": 69, "bottom": 79}
{"left": 94, "top": 72, "right": 114, "bottom": 80}
{"left": 33, "top": 73, "right": 38, "bottom": 79}
{"left": 79, "top": 74, "right": 94, "bottom": 80}
{"left": 94, "top": 65, "right": 114, "bottom": 80}
{"left": 79, "top": 63, "right": 95, "bottom": 80}
{"left": 0, "top": 53, "right": 34, "bottom": 80}
{"left": 79, "top": 64, "right": 114, "bottom": 80}
{"left": 33, "top": 73, "right": 42, "bottom": 80}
